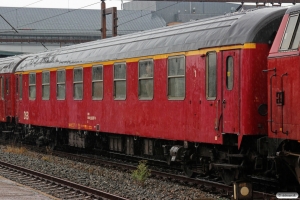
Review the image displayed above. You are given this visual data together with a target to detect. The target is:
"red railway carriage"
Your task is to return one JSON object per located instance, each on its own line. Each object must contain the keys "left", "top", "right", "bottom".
{"left": 267, "top": 5, "right": 300, "bottom": 184}
{"left": 2, "top": 6, "right": 299, "bottom": 189}
{"left": 0, "top": 56, "right": 25, "bottom": 125}
{"left": 268, "top": 5, "right": 300, "bottom": 140}
{"left": 15, "top": 7, "right": 285, "bottom": 147}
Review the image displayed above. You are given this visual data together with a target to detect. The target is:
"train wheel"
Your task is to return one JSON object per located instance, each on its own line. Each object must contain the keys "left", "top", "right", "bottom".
{"left": 182, "top": 163, "right": 195, "bottom": 178}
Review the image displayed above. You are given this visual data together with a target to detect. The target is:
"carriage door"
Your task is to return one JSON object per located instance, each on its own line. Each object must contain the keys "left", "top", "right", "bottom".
{"left": 0, "top": 77, "right": 4, "bottom": 120}
{"left": 222, "top": 50, "right": 240, "bottom": 134}
{"left": 5, "top": 77, "right": 11, "bottom": 117}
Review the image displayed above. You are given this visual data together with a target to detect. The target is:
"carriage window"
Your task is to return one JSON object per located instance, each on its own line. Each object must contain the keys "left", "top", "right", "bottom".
{"left": 280, "top": 14, "right": 299, "bottom": 50}
{"left": 29, "top": 73, "right": 36, "bottom": 100}
{"left": 292, "top": 20, "right": 300, "bottom": 49}
{"left": 168, "top": 56, "right": 185, "bottom": 99}
{"left": 42, "top": 71, "right": 50, "bottom": 100}
{"left": 0, "top": 77, "right": 3, "bottom": 100}
{"left": 57, "top": 70, "right": 65, "bottom": 100}
{"left": 73, "top": 68, "right": 83, "bottom": 100}
{"left": 206, "top": 52, "right": 217, "bottom": 99}
{"left": 6, "top": 78, "right": 9, "bottom": 95}
{"left": 19, "top": 74, "right": 22, "bottom": 100}
{"left": 226, "top": 56, "right": 233, "bottom": 90}
{"left": 139, "top": 60, "right": 153, "bottom": 99}
{"left": 114, "top": 63, "right": 126, "bottom": 99}
{"left": 92, "top": 65, "right": 103, "bottom": 99}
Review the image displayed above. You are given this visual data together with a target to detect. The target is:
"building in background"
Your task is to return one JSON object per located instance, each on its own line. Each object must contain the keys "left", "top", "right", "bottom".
{"left": 0, "top": 7, "right": 166, "bottom": 57}
{"left": 124, "top": 1, "right": 250, "bottom": 25}
{"left": 0, "top": 2, "right": 250, "bottom": 57}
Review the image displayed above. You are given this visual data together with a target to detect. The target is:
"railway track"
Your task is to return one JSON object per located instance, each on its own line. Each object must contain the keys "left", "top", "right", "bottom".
{"left": 0, "top": 160, "right": 127, "bottom": 200}
{"left": 16, "top": 144, "right": 277, "bottom": 200}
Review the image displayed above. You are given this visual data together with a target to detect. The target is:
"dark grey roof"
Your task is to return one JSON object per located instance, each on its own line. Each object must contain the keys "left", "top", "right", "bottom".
{"left": 0, "top": 7, "right": 166, "bottom": 36}
{"left": 12, "top": 6, "right": 287, "bottom": 72}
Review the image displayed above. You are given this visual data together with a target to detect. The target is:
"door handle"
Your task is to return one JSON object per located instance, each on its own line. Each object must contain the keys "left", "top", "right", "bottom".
{"left": 222, "top": 99, "right": 226, "bottom": 104}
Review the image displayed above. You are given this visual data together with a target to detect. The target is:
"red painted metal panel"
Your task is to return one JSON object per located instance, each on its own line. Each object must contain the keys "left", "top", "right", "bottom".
{"left": 268, "top": 54, "right": 300, "bottom": 140}
{"left": 268, "top": 12, "right": 300, "bottom": 141}
{"left": 222, "top": 50, "right": 240, "bottom": 134}
{"left": 239, "top": 45, "right": 269, "bottom": 137}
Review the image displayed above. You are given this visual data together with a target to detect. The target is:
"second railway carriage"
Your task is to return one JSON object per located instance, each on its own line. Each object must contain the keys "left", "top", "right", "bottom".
{"left": 0, "top": 55, "right": 25, "bottom": 127}
{"left": 4, "top": 6, "right": 292, "bottom": 184}
{"left": 267, "top": 5, "right": 300, "bottom": 186}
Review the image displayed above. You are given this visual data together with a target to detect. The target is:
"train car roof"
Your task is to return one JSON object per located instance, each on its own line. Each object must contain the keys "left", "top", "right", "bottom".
{"left": 285, "top": 4, "right": 300, "bottom": 14}
{"left": 16, "top": 6, "right": 287, "bottom": 72}
{"left": 0, "top": 55, "right": 28, "bottom": 74}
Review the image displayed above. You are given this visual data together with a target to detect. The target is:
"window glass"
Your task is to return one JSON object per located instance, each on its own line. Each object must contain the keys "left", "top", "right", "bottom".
{"left": 280, "top": 14, "right": 299, "bottom": 50}
{"left": 292, "top": 23, "right": 300, "bottom": 49}
{"left": 19, "top": 74, "right": 22, "bottom": 100}
{"left": 42, "top": 71, "right": 50, "bottom": 100}
{"left": 206, "top": 52, "right": 217, "bottom": 99}
{"left": 73, "top": 68, "right": 83, "bottom": 100}
{"left": 92, "top": 65, "right": 103, "bottom": 99}
{"left": 167, "top": 56, "right": 185, "bottom": 99}
{"left": 57, "top": 70, "right": 66, "bottom": 100}
{"left": 0, "top": 77, "right": 3, "bottom": 100}
{"left": 29, "top": 73, "right": 36, "bottom": 99}
{"left": 114, "top": 63, "right": 126, "bottom": 99}
{"left": 226, "top": 56, "right": 233, "bottom": 90}
{"left": 139, "top": 60, "right": 153, "bottom": 99}
{"left": 6, "top": 78, "right": 9, "bottom": 95}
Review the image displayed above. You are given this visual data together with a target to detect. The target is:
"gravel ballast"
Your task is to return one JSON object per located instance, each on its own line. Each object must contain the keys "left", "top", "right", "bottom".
{"left": 0, "top": 146, "right": 228, "bottom": 200}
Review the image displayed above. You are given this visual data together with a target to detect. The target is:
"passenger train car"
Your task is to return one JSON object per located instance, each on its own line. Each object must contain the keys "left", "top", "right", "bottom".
{"left": 0, "top": 5, "right": 299, "bottom": 192}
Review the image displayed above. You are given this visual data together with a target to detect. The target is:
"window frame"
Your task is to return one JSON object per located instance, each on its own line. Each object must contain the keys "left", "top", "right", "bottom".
{"left": 29, "top": 73, "right": 36, "bottom": 100}
{"left": 206, "top": 51, "right": 217, "bottom": 100}
{"left": 56, "top": 69, "right": 66, "bottom": 100}
{"left": 167, "top": 55, "right": 186, "bottom": 100}
{"left": 42, "top": 71, "right": 50, "bottom": 100}
{"left": 280, "top": 13, "right": 300, "bottom": 51}
{"left": 113, "top": 62, "right": 126, "bottom": 100}
{"left": 138, "top": 59, "right": 154, "bottom": 100}
{"left": 92, "top": 65, "right": 104, "bottom": 100}
{"left": 73, "top": 67, "right": 83, "bottom": 100}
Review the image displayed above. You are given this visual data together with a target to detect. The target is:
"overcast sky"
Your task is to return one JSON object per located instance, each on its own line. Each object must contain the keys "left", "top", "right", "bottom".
{"left": 0, "top": 0, "right": 128, "bottom": 10}
{"left": 0, "top": 0, "right": 297, "bottom": 12}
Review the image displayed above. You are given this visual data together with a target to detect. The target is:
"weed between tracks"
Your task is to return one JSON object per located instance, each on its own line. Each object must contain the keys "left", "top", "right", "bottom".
{"left": 132, "top": 160, "right": 151, "bottom": 186}
{"left": 4, "top": 147, "right": 155, "bottom": 188}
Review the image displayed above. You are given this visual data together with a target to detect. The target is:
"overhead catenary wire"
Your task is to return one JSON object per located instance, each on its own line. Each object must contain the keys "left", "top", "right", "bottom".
{"left": 11, "top": 1, "right": 101, "bottom": 28}
{"left": 1, "top": 1, "right": 179, "bottom": 31}
{"left": 0, "top": 0, "right": 44, "bottom": 15}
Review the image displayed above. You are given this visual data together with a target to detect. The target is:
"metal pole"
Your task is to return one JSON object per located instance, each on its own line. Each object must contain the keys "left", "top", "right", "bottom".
{"left": 101, "top": 0, "right": 106, "bottom": 39}
{"left": 112, "top": 7, "right": 117, "bottom": 37}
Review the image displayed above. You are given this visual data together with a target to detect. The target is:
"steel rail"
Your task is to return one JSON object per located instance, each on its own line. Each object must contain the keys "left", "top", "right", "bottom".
{"left": 45, "top": 148, "right": 277, "bottom": 199}
{"left": 0, "top": 160, "right": 128, "bottom": 200}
